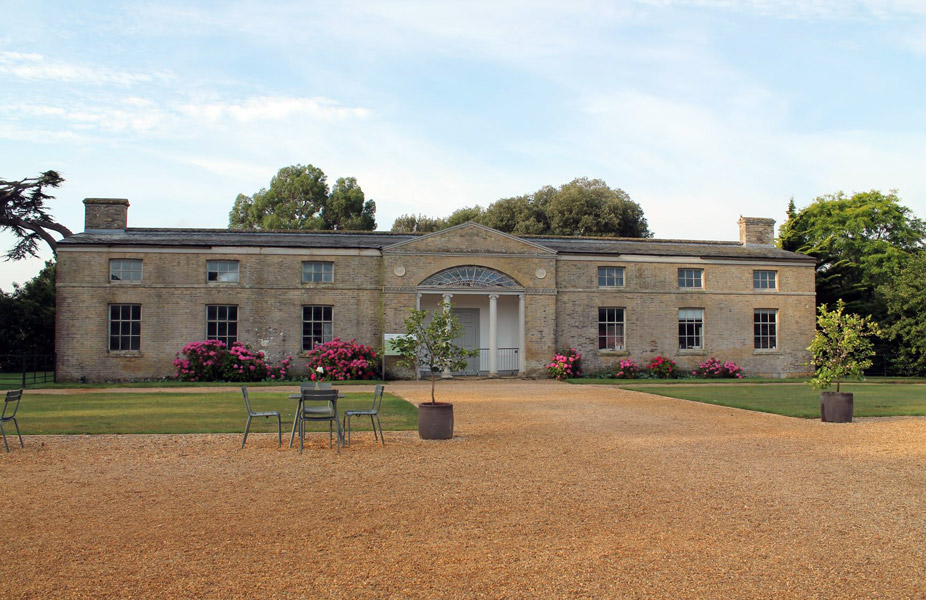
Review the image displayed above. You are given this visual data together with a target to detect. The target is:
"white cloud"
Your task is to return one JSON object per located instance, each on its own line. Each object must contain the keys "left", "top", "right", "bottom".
{"left": 177, "top": 97, "right": 370, "bottom": 123}
{"left": 0, "top": 51, "right": 163, "bottom": 86}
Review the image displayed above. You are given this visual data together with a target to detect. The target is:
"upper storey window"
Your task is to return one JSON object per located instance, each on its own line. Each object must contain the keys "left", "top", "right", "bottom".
{"left": 110, "top": 259, "right": 142, "bottom": 282}
{"left": 207, "top": 260, "right": 239, "bottom": 283}
{"left": 678, "top": 268, "right": 703, "bottom": 289}
{"left": 302, "top": 261, "right": 334, "bottom": 283}
{"left": 753, "top": 270, "right": 777, "bottom": 290}
{"left": 597, "top": 266, "right": 624, "bottom": 288}
{"left": 420, "top": 266, "right": 518, "bottom": 288}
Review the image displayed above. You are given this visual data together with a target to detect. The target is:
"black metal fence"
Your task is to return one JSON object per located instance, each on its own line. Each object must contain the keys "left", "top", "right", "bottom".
{"left": 0, "top": 354, "right": 56, "bottom": 388}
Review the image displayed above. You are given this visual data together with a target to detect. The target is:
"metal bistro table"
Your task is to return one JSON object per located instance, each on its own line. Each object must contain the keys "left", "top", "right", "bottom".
{"left": 288, "top": 389, "right": 345, "bottom": 452}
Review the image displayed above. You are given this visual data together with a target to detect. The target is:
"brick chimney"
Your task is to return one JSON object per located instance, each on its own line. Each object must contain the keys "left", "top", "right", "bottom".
{"left": 83, "top": 198, "right": 129, "bottom": 231}
{"left": 738, "top": 216, "right": 775, "bottom": 246}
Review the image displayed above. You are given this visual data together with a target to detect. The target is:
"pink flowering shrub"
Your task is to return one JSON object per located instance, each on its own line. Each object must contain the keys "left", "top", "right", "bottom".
{"left": 646, "top": 355, "right": 678, "bottom": 378}
{"left": 547, "top": 348, "right": 582, "bottom": 380}
{"left": 613, "top": 358, "right": 641, "bottom": 379}
{"left": 173, "top": 340, "right": 292, "bottom": 382}
{"left": 693, "top": 357, "right": 744, "bottom": 379}
{"left": 304, "top": 338, "right": 379, "bottom": 381}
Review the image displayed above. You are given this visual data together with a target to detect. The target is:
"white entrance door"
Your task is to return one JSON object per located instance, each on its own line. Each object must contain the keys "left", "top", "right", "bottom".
{"left": 452, "top": 308, "right": 480, "bottom": 374}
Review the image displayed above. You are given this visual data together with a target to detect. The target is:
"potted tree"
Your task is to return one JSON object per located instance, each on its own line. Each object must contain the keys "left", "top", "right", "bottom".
{"left": 392, "top": 307, "right": 478, "bottom": 439}
{"left": 808, "top": 300, "right": 881, "bottom": 423}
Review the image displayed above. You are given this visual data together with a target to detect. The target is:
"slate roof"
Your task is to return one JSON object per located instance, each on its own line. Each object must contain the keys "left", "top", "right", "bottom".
{"left": 59, "top": 227, "right": 814, "bottom": 263}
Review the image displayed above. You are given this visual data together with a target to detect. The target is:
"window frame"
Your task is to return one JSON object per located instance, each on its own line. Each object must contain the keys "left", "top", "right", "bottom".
{"left": 206, "top": 260, "right": 240, "bottom": 283}
{"left": 206, "top": 304, "right": 238, "bottom": 347}
{"left": 108, "top": 304, "right": 141, "bottom": 352}
{"left": 754, "top": 308, "right": 778, "bottom": 350}
{"left": 678, "top": 268, "right": 704, "bottom": 289}
{"left": 597, "top": 307, "right": 626, "bottom": 351}
{"left": 302, "top": 261, "right": 334, "bottom": 284}
{"left": 597, "top": 266, "right": 625, "bottom": 288}
{"left": 109, "top": 259, "right": 143, "bottom": 283}
{"left": 302, "top": 305, "right": 333, "bottom": 351}
{"left": 753, "top": 270, "right": 778, "bottom": 291}
{"left": 678, "top": 308, "right": 704, "bottom": 350}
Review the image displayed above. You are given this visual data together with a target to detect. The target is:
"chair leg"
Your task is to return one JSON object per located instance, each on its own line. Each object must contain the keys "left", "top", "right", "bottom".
{"left": 335, "top": 417, "right": 342, "bottom": 455}
{"left": 299, "top": 417, "right": 304, "bottom": 453}
{"left": 376, "top": 415, "right": 385, "bottom": 446}
{"left": 14, "top": 418, "right": 22, "bottom": 448}
{"left": 1, "top": 422, "right": 8, "bottom": 453}
{"left": 275, "top": 414, "right": 282, "bottom": 447}
{"left": 289, "top": 411, "right": 300, "bottom": 448}
{"left": 370, "top": 415, "right": 378, "bottom": 441}
{"left": 242, "top": 416, "right": 252, "bottom": 448}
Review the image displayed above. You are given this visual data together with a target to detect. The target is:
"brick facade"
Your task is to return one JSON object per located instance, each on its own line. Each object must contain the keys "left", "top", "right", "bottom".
{"left": 56, "top": 202, "right": 816, "bottom": 381}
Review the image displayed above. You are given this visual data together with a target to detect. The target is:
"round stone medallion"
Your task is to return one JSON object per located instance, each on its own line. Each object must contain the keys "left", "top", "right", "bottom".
{"left": 535, "top": 268, "right": 547, "bottom": 279}
{"left": 394, "top": 265, "right": 406, "bottom": 277}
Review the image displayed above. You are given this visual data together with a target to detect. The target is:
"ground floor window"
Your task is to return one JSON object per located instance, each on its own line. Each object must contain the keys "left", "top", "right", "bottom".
{"left": 754, "top": 309, "right": 778, "bottom": 349}
{"left": 678, "top": 308, "right": 703, "bottom": 350}
{"left": 598, "top": 307, "right": 625, "bottom": 350}
{"left": 109, "top": 304, "right": 141, "bottom": 351}
{"left": 302, "top": 305, "right": 333, "bottom": 350}
{"left": 207, "top": 305, "right": 238, "bottom": 346}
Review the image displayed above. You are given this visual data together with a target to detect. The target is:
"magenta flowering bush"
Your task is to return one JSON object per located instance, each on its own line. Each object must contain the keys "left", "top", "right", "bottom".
{"left": 173, "top": 340, "right": 292, "bottom": 382}
{"left": 646, "top": 355, "right": 678, "bottom": 378}
{"left": 304, "top": 338, "right": 379, "bottom": 381}
{"left": 693, "top": 357, "right": 744, "bottom": 379}
{"left": 613, "top": 358, "right": 641, "bottom": 379}
{"left": 547, "top": 348, "right": 582, "bottom": 380}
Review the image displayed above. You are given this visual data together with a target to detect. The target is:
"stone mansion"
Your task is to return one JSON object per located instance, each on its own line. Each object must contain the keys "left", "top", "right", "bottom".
{"left": 55, "top": 198, "right": 817, "bottom": 381}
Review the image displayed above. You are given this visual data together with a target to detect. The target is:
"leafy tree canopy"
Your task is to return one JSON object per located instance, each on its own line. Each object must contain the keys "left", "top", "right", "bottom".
{"left": 778, "top": 190, "right": 926, "bottom": 316}
{"left": 880, "top": 252, "right": 926, "bottom": 375}
{"left": 0, "top": 260, "right": 56, "bottom": 357}
{"left": 1, "top": 170, "right": 73, "bottom": 260}
{"left": 229, "top": 164, "right": 376, "bottom": 231}
{"left": 391, "top": 178, "right": 651, "bottom": 238}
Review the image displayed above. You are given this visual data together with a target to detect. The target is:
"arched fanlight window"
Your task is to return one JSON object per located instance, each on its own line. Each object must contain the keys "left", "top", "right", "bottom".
{"left": 419, "top": 265, "right": 519, "bottom": 288}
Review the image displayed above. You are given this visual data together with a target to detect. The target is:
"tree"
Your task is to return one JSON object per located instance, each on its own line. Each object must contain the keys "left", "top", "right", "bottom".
{"left": 391, "top": 307, "right": 478, "bottom": 403}
{"left": 1, "top": 170, "right": 73, "bottom": 260}
{"left": 229, "top": 164, "right": 376, "bottom": 231}
{"left": 808, "top": 300, "right": 881, "bottom": 392}
{"left": 390, "top": 177, "right": 651, "bottom": 238}
{"left": 0, "top": 260, "right": 56, "bottom": 359}
{"left": 880, "top": 252, "right": 926, "bottom": 375}
{"left": 390, "top": 214, "right": 446, "bottom": 233}
{"left": 778, "top": 190, "right": 926, "bottom": 317}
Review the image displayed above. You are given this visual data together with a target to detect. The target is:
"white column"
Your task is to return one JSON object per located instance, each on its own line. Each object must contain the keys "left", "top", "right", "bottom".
{"left": 518, "top": 293, "right": 526, "bottom": 375}
{"left": 441, "top": 293, "right": 453, "bottom": 378}
{"left": 416, "top": 293, "right": 422, "bottom": 311}
{"left": 488, "top": 294, "right": 499, "bottom": 377}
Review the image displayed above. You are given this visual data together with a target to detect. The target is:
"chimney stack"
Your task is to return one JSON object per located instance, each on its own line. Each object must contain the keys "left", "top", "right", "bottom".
{"left": 83, "top": 198, "right": 129, "bottom": 232}
{"left": 738, "top": 216, "right": 775, "bottom": 246}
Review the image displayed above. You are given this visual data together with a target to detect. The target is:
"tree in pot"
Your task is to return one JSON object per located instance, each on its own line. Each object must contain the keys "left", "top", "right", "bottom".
{"left": 808, "top": 300, "right": 881, "bottom": 422}
{"left": 392, "top": 307, "right": 478, "bottom": 439}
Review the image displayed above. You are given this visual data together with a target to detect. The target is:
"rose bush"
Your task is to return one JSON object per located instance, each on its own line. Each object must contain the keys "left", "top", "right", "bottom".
{"left": 646, "top": 355, "right": 677, "bottom": 378}
{"left": 304, "top": 338, "right": 379, "bottom": 381}
{"left": 692, "top": 357, "right": 744, "bottom": 379}
{"left": 613, "top": 358, "right": 641, "bottom": 379}
{"left": 173, "top": 340, "right": 292, "bottom": 382}
{"left": 547, "top": 348, "right": 582, "bottom": 380}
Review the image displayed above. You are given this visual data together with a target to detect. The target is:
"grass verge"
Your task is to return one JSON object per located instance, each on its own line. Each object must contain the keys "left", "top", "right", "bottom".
{"left": 14, "top": 390, "right": 417, "bottom": 435}
{"left": 612, "top": 383, "right": 926, "bottom": 418}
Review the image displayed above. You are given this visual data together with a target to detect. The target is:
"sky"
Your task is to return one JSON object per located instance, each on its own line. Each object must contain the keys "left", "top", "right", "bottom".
{"left": 2, "top": 0, "right": 926, "bottom": 291}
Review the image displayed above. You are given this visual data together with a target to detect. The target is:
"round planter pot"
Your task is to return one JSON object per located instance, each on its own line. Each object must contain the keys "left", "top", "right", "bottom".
{"left": 418, "top": 402, "right": 454, "bottom": 440}
{"left": 821, "top": 391, "right": 854, "bottom": 423}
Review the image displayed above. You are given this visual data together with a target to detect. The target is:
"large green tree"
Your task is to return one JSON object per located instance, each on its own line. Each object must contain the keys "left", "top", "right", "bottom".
{"left": 778, "top": 190, "right": 926, "bottom": 317}
{"left": 229, "top": 164, "right": 376, "bottom": 231}
{"left": 390, "top": 178, "right": 651, "bottom": 238}
{"left": 880, "top": 252, "right": 926, "bottom": 375}
{"left": 0, "top": 260, "right": 56, "bottom": 360}
{"left": 1, "top": 170, "right": 73, "bottom": 259}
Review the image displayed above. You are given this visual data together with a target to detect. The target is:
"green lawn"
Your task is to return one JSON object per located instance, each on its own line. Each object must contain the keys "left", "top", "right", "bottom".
{"left": 610, "top": 383, "right": 926, "bottom": 418}
{"left": 14, "top": 390, "right": 418, "bottom": 435}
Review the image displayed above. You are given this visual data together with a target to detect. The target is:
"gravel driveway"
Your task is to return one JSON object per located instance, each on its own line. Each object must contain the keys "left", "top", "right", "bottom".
{"left": 2, "top": 380, "right": 924, "bottom": 599}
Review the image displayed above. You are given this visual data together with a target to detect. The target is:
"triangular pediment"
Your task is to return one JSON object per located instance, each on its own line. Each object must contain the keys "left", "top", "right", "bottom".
{"left": 383, "top": 222, "right": 556, "bottom": 255}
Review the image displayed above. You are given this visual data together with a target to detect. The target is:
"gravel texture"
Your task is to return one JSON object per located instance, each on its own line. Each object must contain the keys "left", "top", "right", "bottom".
{"left": 2, "top": 380, "right": 925, "bottom": 599}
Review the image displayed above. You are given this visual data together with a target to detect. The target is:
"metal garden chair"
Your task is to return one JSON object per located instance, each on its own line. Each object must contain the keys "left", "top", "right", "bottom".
{"left": 297, "top": 389, "right": 341, "bottom": 454}
{"left": 343, "top": 384, "right": 385, "bottom": 447}
{"left": 1, "top": 389, "right": 24, "bottom": 452}
{"left": 241, "top": 387, "right": 281, "bottom": 448}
